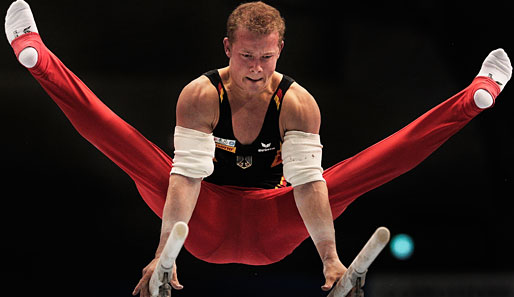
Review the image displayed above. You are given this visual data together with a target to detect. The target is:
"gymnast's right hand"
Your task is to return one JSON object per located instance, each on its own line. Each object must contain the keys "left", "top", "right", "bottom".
{"left": 132, "top": 258, "right": 183, "bottom": 297}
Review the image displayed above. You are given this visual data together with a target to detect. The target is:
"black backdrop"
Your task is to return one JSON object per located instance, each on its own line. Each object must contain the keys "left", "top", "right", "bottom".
{"left": 1, "top": 1, "right": 513, "bottom": 296}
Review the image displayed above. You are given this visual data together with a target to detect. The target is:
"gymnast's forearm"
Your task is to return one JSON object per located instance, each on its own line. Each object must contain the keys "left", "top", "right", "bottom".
{"left": 155, "top": 174, "right": 201, "bottom": 258}
{"left": 294, "top": 180, "right": 338, "bottom": 261}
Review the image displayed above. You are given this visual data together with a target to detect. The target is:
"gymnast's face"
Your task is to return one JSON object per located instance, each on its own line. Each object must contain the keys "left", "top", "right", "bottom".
{"left": 224, "top": 28, "right": 284, "bottom": 94}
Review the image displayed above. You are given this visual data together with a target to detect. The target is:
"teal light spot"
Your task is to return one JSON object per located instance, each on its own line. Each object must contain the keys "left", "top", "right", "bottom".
{"left": 390, "top": 233, "right": 414, "bottom": 260}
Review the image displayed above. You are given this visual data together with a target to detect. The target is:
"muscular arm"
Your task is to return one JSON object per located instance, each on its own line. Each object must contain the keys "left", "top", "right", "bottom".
{"left": 134, "top": 76, "right": 218, "bottom": 296}
{"left": 155, "top": 174, "right": 201, "bottom": 257}
{"left": 294, "top": 181, "right": 337, "bottom": 261}
{"left": 156, "top": 76, "right": 218, "bottom": 257}
{"left": 281, "top": 83, "right": 344, "bottom": 290}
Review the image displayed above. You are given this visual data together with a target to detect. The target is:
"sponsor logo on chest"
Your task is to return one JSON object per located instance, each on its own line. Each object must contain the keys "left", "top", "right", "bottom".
{"left": 258, "top": 142, "right": 276, "bottom": 152}
{"left": 214, "top": 136, "right": 236, "bottom": 153}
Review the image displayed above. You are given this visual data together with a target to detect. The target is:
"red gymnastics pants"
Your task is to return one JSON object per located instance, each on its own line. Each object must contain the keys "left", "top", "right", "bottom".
{"left": 11, "top": 33, "right": 500, "bottom": 265}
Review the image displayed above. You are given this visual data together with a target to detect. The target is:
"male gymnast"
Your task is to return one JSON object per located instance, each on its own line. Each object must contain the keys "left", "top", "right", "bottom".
{"left": 5, "top": 1, "right": 511, "bottom": 297}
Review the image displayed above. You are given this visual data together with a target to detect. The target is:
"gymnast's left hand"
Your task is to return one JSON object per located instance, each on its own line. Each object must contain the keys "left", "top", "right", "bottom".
{"left": 321, "top": 257, "right": 346, "bottom": 291}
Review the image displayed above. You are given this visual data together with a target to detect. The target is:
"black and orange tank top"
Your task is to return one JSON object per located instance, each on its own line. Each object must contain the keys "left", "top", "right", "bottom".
{"left": 203, "top": 69, "right": 294, "bottom": 189}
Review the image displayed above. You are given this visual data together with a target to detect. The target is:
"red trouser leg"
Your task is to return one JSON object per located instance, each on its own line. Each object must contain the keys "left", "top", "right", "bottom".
{"left": 323, "top": 75, "right": 500, "bottom": 219}
{"left": 11, "top": 33, "right": 172, "bottom": 217}
{"left": 12, "top": 33, "right": 500, "bottom": 265}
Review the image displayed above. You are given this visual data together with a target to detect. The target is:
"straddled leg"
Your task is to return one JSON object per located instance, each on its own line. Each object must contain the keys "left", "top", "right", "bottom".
{"left": 6, "top": 0, "right": 173, "bottom": 216}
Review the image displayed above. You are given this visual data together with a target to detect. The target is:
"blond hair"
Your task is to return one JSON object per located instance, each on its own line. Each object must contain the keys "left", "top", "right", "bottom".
{"left": 227, "top": 1, "right": 285, "bottom": 45}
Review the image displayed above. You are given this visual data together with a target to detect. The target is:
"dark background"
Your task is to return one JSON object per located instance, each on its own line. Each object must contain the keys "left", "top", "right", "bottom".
{"left": 1, "top": 0, "right": 513, "bottom": 296}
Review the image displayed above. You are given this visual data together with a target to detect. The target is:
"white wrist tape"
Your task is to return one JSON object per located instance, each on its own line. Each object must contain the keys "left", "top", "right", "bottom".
{"left": 282, "top": 130, "right": 325, "bottom": 187}
{"left": 170, "top": 126, "right": 215, "bottom": 179}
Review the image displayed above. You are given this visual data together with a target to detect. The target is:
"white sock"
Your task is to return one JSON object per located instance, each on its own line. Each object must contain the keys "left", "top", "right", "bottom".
{"left": 5, "top": 0, "right": 39, "bottom": 68}
{"left": 473, "top": 89, "right": 494, "bottom": 109}
{"left": 474, "top": 48, "right": 512, "bottom": 109}
{"left": 5, "top": 0, "right": 38, "bottom": 43}
{"left": 18, "top": 47, "right": 38, "bottom": 68}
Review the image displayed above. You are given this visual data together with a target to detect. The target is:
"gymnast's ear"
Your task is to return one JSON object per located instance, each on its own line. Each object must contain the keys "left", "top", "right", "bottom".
{"left": 223, "top": 37, "right": 231, "bottom": 58}
{"left": 278, "top": 40, "right": 284, "bottom": 55}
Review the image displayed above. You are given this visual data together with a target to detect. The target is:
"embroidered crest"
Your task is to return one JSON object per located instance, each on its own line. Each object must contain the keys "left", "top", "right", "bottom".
{"left": 236, "top": 155, "right": 253, "bottom": 169}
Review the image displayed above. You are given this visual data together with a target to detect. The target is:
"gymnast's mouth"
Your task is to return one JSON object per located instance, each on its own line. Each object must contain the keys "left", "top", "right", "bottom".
{"left": 246, "top": 77, "right": 263, "bottom": 82}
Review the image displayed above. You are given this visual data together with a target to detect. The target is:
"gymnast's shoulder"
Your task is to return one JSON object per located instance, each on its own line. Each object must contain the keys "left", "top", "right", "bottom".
{"left": 175, "top": 74, "right": 219, "bottom": 132}
{"left": 280, "top": 76, "right": 321, "bottom": 134}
